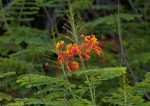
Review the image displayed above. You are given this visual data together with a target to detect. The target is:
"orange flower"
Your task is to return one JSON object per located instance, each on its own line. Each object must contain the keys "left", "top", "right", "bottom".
{"left": 55, "top": 33, "right": 105, "bottom": 72}
{"left": 66, "top": 44, "right": 81, "bottom": 56}
{"left": 94, "top": 47, "right": 102, "bottom": 55}
{"left": 66, "top": 61, "right": 79, "bottom": 72}
{"left": 84, "top": 36, "right": 91, "bottom": 42}
{"left": 58, "top": 51, "right": 67, "bottom": 64}
{"left": 81, "top": 43, "right": 91, "bottom": 50}
{"left": 56, "top": 40, "right": 65, "bottom": 50}
{"left": 84, "top": 35, "right": 97, "bottom": 43}
{"left": 90, "top": 34, "right": 97, "bottom": 43}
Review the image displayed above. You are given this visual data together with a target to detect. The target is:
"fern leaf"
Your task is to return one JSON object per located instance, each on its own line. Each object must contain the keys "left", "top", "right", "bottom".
{"left": 135, "top": 72, "right": 150, "bottom": 92}
{"left": 0, "top": 26, "right": 50, "bottom": 46}
{"left": 5, "top": 0, "right": 40, "bottom": 22}
{"left": 102, "top": 86, "right": 144, "bottom": 106}
{"left": 16, "top": 74, "right": 65, "bottom": 88}
{"left": 0, "top": 58, "right": 34, "bottom": 71}
{"left": 76, "top": 67, "right": 126, "bottom": 81}
{"left": 0, "top": 92, "right": 12, "bottom": 101}
{"left": 86, "top": 14, "right": 142, "bottom": 27}
{"left": 9, "top": 98, "right": 64, "bottom": 105}
{"left": 0, "top": 72, "right": 16, "bottom": 79}
{"left": 8, "top": 102, "right": 24, "bottom": 106}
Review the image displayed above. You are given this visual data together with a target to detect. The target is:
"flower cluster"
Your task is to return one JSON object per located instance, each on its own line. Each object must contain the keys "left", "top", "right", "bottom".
{"left": 55, "top": 34, "right": 102, "bottom": 72}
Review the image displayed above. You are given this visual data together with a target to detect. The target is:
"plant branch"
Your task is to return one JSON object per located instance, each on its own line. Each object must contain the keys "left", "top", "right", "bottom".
{"left": 117, "top": 0, "right": 138, "bottom": 82}
{"left": 81, "top": 60, "right": 96, "bottom": 106}
{"left": 117, "top": 0, "right": 150, "bottom": 101}
{"left": 61, "top": 64, "right": 79, "bottom": 106}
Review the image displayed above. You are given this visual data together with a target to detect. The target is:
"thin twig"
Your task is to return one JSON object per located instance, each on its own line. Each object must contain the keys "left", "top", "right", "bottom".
{"left": 117, "top": 0, "right": 138, "bottom": 82}
{"left": 61, "top": 64, "right": 79, "bottom": 106}
{"left": 117, "top": 0, "right": 150, "bottom": 100}
{"left": 62, "top": 65, "right": 66, "bottom": 106}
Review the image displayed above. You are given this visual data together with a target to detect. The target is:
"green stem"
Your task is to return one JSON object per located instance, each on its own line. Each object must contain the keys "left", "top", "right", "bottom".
{"left": 81, "top": 60, "right": 96, "bottom": 106}
{"left": 93, "top": 82, "right": 96, "bottom": 104}
{"left": 62, "top": 64, "right": 66, "bottom": 106}
{"left": 117, "top": 0, "right": 123, "bottom": 66}
{"left": 61, "top": 64, "right": 79, "bottom": 106}
{"left": 69, "top": 7, "right": 79, "bottom": 44}
{"left": 1, "top": 13, "right": 11, "bottom": 33}
{"left": 19, "top": 0, "right": 25, "bottom": 26}
{"left": 123, "top": 75, "right": 127, "bottom": 106}
{"left": 0, "top": 0, "right": 2, "bottom": 10}
{"left": 51, "top": 27, "right": 56, "bottom": 44}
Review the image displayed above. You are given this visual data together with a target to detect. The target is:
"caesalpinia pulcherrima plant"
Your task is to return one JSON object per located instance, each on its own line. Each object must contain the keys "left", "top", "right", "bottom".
{"left": 55, "top": 34, "right": 102, "bottom": 72}
{"left": 50, "top": 7, "right": 126, "bottom": 106}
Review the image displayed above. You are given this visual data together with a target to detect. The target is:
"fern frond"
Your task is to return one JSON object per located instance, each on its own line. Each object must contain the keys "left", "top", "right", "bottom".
{"left": 102, "top": 86, "right": 144, "bottom": 106}
{"left": 92, "top": 5, "right": 118, "bottom": 10}
{"left": 0, "top": 58, "right": 34, "bottom": 71}
{"left": 0, "top": 10, "right": 13, "bottom": 22}
{"left": 71, "top": 0, "right": 93, "bottom": 10}
{"left": 5, "top": 0, "right": 40, "bottom": 22}
{"left": 135, "top": 72, "right": 150, "bottom": 92}
{"left": 0, "top": 26, "right": 50, "bottom": 46}
{"left": 0, "top": 92, "right": 12, "bottom": 101}
{"left": 0, "top": 72, "right": 16, "bottom": 79}
{"left": 102, "top": 74, "right": 145, "bottom": 106}
{"left": 8, "top": 102, "right": 24, "bottom": 106}
{"left": 17, "top": 74, "right": 76, "bottom": 89}
{"left": 17, "top": 74, "right": 64, "bottom": 88}
{"left": 86, "top": 14, "right": 142, "bottom": 27}
{"left": 76, "top": 67, "right": 126, "bottom": 81}
{"left": 9, "top": 98, "right": 64, "bottom": 106}
{"left": 36, "top": 86, "right": 64, "bottom": 95}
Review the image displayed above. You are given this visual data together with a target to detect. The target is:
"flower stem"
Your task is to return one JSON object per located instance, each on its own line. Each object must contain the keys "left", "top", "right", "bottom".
{"left": 81, "top": 60, "right": 96, "bottom": 106}
{"left": 61, "top": 64, "right": 79, "bottom": 106}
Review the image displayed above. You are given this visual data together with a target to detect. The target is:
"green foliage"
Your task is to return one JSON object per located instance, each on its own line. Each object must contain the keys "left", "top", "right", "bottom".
{"left": 0, "top": 72, "right": 16, "bottom": 78}
{"left": 6, "top": 0, "right": 40, "bottom": 22}
{"left": 77, "top": 67, "right": 126, "bottom": 77}
{"left": 8, "top": 98, "right": 64, "bottom": 106}
{"left": 102, "top": 73, "right": 150, "bottom": 106}
{"left": 135, "top": 72, "right": 150, "bottom": 92}
{"left": 0, "top": 0, "right": 150, "bottom": 105}
{"left": 71, "top": 0, "right": 93, "bottom": 10}
{"left": 0, "top": 26, "right": 50, "bottom": 45}
{"left": 103, "top": 86, "right": 144, "bottom": 106}
{"left": 17, "top": 74, "right": 65, "bottom": 88}
{"left": 86, "top": 14, "right": 142, "bottom": 27}
{"left": 0, "top": 58, "right": 33, "bottom": 70}
{"left": 76, "top": 67, "right": 126, "bottom": 83}
{"left": 0, "top": 92, "right": 11, "bottom": 101}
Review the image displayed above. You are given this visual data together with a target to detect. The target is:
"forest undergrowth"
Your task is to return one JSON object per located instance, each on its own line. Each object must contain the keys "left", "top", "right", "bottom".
{"left": 0, "top": 0, "right": 149, "bottom": 106}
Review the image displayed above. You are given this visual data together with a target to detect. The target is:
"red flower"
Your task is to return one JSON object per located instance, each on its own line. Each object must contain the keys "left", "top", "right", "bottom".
{"left": 66, "top": 61, "right": 79, "bottom": 72}
{"left": 81, "top": 43, "right": 91, "bottom": 50}
{"left": 94, "top": 46, "right": 102, "bottom": 55}
{"left": 66, "top": 44, "right": 81, "bottom": 56}
{"left": 79, "top": 50, "right": 91, "bottom": 60}
{"left": 55, "top": 34, "right": 105, "bottom": 72}
{"left": 58, "top": 51, "right": 68, "bottom": 64}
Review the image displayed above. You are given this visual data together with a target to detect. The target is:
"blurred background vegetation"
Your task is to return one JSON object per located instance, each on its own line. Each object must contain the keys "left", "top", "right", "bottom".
{"left": 0, "top": 0, "right": 149, "bottom": 105}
